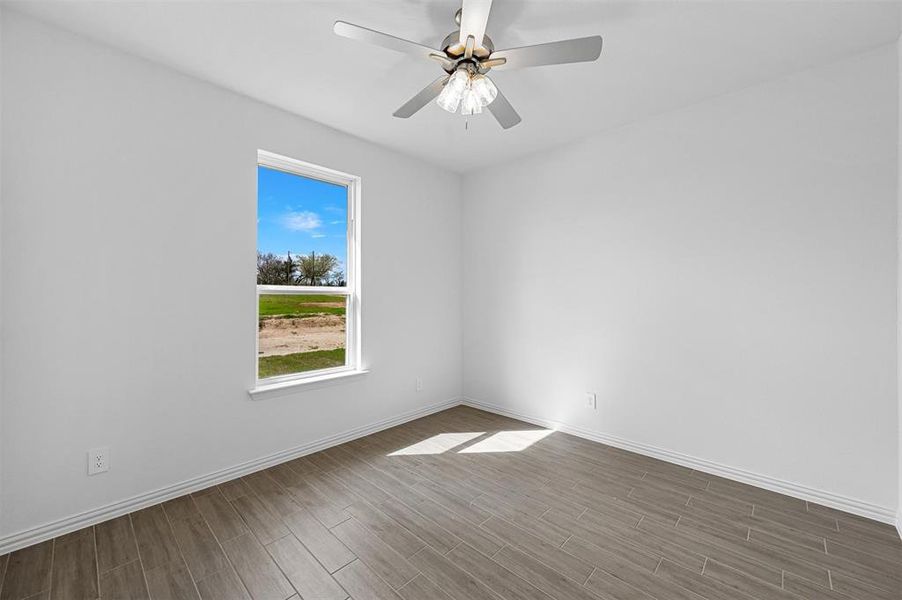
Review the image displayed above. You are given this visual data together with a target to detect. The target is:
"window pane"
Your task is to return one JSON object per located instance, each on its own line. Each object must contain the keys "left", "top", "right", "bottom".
{"left": 258, "top": 294, "right": 347, "bottom": 378}
{"left": 257, "top": 165, "right": 348, "bottom": 287}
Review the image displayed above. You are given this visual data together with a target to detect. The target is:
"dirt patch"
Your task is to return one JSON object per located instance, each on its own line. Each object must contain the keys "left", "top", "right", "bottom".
{"left": 258, "top": 314, "right": 345, "bottom": 356}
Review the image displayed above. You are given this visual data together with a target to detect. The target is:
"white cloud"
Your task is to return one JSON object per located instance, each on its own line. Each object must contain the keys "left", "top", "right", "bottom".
{"left": 281, "top": 211, "right": 321, "bottom": 232}
{"left": 311, "top": 234, "right": 326, "bottom": 238}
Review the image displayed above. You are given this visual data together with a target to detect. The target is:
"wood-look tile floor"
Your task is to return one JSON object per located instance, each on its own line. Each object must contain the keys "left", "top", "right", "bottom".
{"left": 3, "top": 406, "right": 901, "bottom": 600}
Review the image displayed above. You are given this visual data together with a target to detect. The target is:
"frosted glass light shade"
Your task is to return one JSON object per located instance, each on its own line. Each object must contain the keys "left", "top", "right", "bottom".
{"left": 460, "top": 88, "right": 483, "bottom": 115}
{"left": 470, "top": 75, "right": 498, "bottom": 107}
{"left": 436, "top": 84, "right": 461, "bottom": 113}
{"left": 436, "top": 69, "right": 469, "bottom": 113}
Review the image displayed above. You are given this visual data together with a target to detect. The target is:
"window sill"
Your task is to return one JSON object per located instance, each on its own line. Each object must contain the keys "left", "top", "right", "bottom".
{"left": 249, "top": 369, "right": 370, "bottom": 400}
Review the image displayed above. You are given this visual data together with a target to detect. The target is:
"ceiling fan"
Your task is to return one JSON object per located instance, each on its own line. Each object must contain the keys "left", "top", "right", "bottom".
{"left": 333, "top": 0, "right": 603, "bottom": 129}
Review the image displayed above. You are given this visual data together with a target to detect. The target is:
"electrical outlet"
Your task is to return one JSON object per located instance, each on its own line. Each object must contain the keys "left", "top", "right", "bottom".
{"left": 585, "top": 392, "right": 597, "bottom": 410}
{"left": 88, "top": 447, "right": 110, "bottom": 475}
{"left": 416, "top": 377, "right": 423, "bottom": 392}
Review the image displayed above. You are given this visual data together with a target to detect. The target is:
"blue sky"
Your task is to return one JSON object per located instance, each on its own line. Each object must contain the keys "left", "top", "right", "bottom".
{"left": 257, "top": 166, "right": 347, "bottom": 268}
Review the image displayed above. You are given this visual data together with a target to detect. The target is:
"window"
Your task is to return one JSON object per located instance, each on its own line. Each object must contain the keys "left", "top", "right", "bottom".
{"left": 256, "top": 150, "right": 360, "bottom": 386}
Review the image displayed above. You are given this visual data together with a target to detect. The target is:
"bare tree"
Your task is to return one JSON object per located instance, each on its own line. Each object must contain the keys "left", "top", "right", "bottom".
{"left": 257, "top": 252, "right": 294, "bottom": 285}
{"left": 296, "top": 251, "right": 340, "bottom": 286}
{"left": 328, "top": 270, "right": 347, "bottom": 287}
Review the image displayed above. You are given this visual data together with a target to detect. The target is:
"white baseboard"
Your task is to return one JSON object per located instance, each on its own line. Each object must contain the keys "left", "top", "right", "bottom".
{"left": 0, "top": 397, "right": 461, "bottom": 555}
{"left": 896, "top": 511, "right": 902, "bottom": 541}
{"left": 462, "top": 397, "right": 898, "bottom": 526}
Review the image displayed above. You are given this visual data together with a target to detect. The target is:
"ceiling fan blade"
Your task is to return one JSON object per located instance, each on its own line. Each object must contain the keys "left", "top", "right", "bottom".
{"left": 489, "top": 36, "right": 602, "bottom": 70}
{"left": 458, "top": 0, "right": 493, "bottom": 48}
{"left": 393, "top": 76, "right": 449, "bottom": 118}
{"left": 488, "top": 87, "right": 521, "bottom": 129}
{"left": 333, "top": 21, "right": 441, "bottom": 60}
{"left": 429, "top": 53, "right": 456, "bottom": 71}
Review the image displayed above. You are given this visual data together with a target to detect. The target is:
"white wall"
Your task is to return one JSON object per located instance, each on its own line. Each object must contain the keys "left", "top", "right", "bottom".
{"left": 897, "top": 37, "right": 902, "bottom": 536}
{"left": 0, "top": 12, "right": 462, "bottom": 538}
{"left": 2, "top": 6, "right": 900, "bottom": 542}
{"left": 0, "top": 7, "right": 4, "bottom": 525}
{"left": 463, "top": 45, "right": 899, "bottom": 515}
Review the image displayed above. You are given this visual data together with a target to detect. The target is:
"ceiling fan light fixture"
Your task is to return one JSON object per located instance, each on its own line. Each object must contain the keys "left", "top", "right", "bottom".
{"left": 436, "top": 85, "right": 461, "bottom": 113}
{"left": 470, "top": 74, "right": 497, "bottom": 107}
{"left": 436, "top": 69, "right": 469, "bottom": 113}
{"left": 437, "top": 68, "right": 497, "bottom": 116}
{"left": 461, "top": 87, "right": 483, "bottom": 115}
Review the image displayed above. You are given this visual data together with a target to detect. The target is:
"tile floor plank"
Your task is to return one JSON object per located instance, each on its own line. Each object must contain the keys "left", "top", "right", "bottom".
{"left": 480, "top": 516, "right": 595, "bottom": 584}
{"left": 193, "top": 489, "right": 249, "bottom": 543}
{"left": 267, "top": 534, "right": 346, "bottom": 600}
{"left": 330, "top": 518, "right": 419, "bottom": 590}
{"left": 131, "top": 506, "right": 182, "bottom": 571}
{"left": 492, "top": 545, "right": 599, "bottom": 600}
{"left": 396, "top": 574, "right": 454, "bottom": 600}
{"left": 144, "top": 560, "right": 200, "bottom": 600}
{"left": 701, "top": 559, "right": 797, "bottom": 599}
{"left": 230, "top": 494, "right": 289, "bottom": 546}
{"left": 375, "top": 497, "right": 462, "bottom": 555}
{"left": 1, "top": 541, "right": 53, "bottom": 600}
{"left": 195, "top": 568, "right": 251, "bottom": 600}
{"left": 219, "top": 479, "right": 254, "bottom": 502}
{"left": 406, "top": 546, "right": 501, "bottom": 600}
{"left": 344, "top": 502, "right": 425, "bottom": 559}
{"left": 285, "top": 480, "right": 350, "bottom": 528}
{"left": 282, "top": 509, "right": 356, "bottom": 573}
{"left": 50, "top": 531, "right": 99, "bottom": 600}
{"left": 332, "top": 560, "right": 401, "bottom": 600}
{"left": 96, "top": 515, "right": 140, "bottom": 574}
{"left": 168, "top": 513, "right": 228, "bottom": 581}
{"left": 99, "top": 560, "right": 149, "bottom": 600}
{"left": 243, "top": 472, "right": 302, "bottom": 518}
{"left": 221, "top": 533, "right": 294, "bottom": 600}
{"left": 163, "top": 496, "right": 200, "bottom": 522}
{"left": 445, "top": 543, "right": 553, "bottom": 600}
{"left": 656, "top": 559, "right": 752, "bottom": 600}
{"left": 781, "top": 572, "right": 853, "bottom": 600}
{"left": 544, "top": 511, "right": 661, "bottom": 572}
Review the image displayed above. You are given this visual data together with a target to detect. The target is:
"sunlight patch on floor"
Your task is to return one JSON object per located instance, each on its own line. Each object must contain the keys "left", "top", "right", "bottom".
{"left": 387, "top": 432, "right": 484, "bottom": 456}
{"left": 458, "top": 429, "right": 554, "bottom": 453}
{"left": 387, "top": 429, "right": 553, "bottom": 456}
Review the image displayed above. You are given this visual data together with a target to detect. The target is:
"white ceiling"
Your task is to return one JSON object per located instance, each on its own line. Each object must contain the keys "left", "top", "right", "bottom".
{"left": 8, "top": 1, "right": 902, "bottom": 172}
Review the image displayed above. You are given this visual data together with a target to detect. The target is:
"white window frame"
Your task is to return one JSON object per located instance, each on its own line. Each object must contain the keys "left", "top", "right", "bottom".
{"left": 254, "top": 149, "right": 362, "bottom": 390}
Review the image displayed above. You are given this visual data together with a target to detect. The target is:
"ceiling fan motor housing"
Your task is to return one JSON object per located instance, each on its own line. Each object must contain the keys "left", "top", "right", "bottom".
{"left": 441, "top": 31, "right": 494, "bottom": 60}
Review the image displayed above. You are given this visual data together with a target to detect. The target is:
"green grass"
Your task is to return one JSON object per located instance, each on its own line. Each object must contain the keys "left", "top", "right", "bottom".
{"left": 258, "top": 348, "right": 346, "bottom": 378}
{"left": 259, "top": 294, "right": 345, "bottom": 317}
